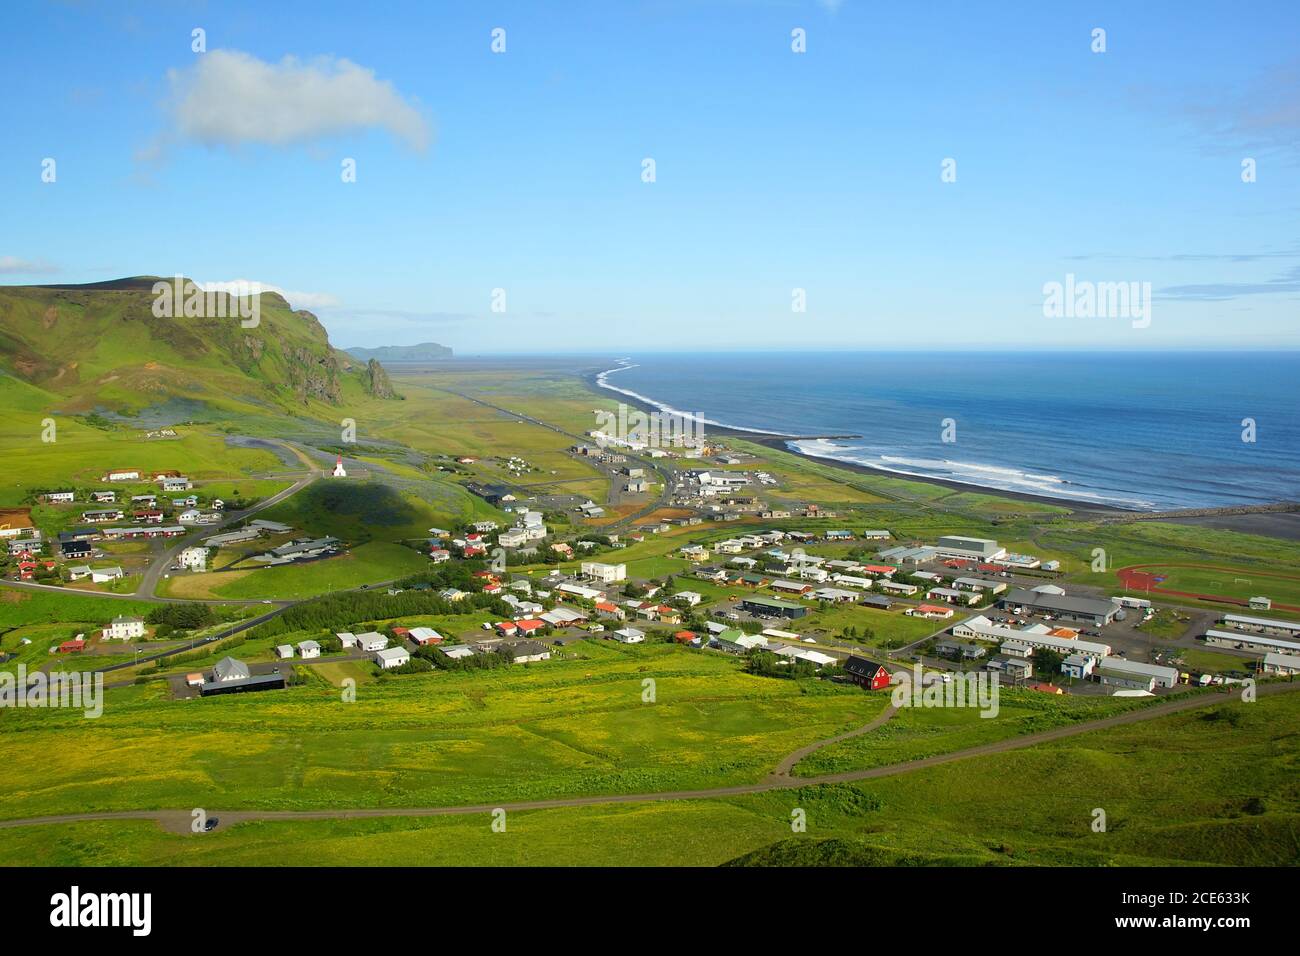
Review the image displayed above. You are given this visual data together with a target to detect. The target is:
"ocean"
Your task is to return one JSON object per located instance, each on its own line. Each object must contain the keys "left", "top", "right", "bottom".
{"left": 596, "top": 352, "right": 1300, "bottom": 511}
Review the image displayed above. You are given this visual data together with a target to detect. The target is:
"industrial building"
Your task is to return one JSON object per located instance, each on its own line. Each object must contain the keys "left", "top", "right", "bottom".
{"left": 934, "top": 536, "right": 1006, "bottom": 561}
{"left": 999, "top": 588, "right": 1118, "bottom": 626}
{"left": 1217, "top": 613, "right": 1300, "bottom": 638}
{"left": 1204, "top": 628, "right": 1300, "bottom": 656}
{"left": 1093, "top": 656, "right": 1178, "bottom": 689}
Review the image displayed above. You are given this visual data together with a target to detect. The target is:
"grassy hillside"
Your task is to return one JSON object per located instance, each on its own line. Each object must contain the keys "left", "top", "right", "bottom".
{"left": 0, "top": 277, "right": 398, "bottom": 418}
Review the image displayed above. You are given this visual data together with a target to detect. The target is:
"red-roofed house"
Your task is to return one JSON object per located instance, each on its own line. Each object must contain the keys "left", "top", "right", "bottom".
{"left": 594, "top": 601, "right": 625, "bottom": 620}
{"left": 514, "top": 619, "right": 546, "bottom": 634}
{"left": 59, "top": 639, "right": 87, "bottom": 653}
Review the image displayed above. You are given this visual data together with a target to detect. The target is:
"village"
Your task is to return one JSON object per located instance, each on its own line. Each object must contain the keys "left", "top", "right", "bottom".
{"left": 5, "top": 422, "right": 1298, "bottom": 708}
{"left": 26, "top": 506, "right": 1298, "bottom": 706}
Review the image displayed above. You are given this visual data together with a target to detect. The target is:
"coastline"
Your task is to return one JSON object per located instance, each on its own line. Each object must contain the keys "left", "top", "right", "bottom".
{"left": 581, "top": 364, "right": 1133, "bottom": 516}
{"left": 583, "top": 361, "right": 1299, "bottom": 525}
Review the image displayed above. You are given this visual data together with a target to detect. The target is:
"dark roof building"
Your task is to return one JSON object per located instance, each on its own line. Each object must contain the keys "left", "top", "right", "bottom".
{"left": 738, "top": 596, "right": 809, "bottom": 620}
{"left": 999, "top": 587, "right": 1118, "bottom": 626}
{"left": 843, "top": 656, "right": 891, "bottom": 690}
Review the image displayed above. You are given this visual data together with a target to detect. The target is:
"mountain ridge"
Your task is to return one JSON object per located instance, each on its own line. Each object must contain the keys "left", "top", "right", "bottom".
{"left": 345, "top": 342, "right": 453, "bottom": 363}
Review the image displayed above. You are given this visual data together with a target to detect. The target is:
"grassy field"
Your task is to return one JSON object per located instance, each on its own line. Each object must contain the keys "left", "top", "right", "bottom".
{"left": 792, "top": 688, "right": 1174, "bottom": 776}
{"left": 0, "top": 688, "right": 1293, "bottom": 867}
{"left": 0, "top": 640, "right": 881, "bottom": 821}
{"left": 158, "top": 541, "right": 429, "bottom": 600}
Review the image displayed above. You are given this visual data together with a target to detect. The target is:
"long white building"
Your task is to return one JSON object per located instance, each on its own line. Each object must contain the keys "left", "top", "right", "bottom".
{"left": 953, "top": 615, "right": 1111, "bottom": 658}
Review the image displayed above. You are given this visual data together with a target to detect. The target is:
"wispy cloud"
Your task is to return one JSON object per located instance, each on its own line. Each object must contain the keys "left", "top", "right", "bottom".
{"left": 141, "top": 50, "right": 432, "bottom": 161}
{"left": 1159, "top": 264, "right": 1300, "bottom": 301}
{"left": 198, "top": 279, "right": 340, "bottom": 311}
{"left": 1069, "top": 250, "right": 1299, "bottom": 263}
{"left": 0, "top": 256, "right": 59, "bottom": 275}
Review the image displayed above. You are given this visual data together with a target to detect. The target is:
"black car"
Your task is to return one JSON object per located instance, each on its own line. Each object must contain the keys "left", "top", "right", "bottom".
{"left": 204, "top": 817, "right": 219, "bottom": 832}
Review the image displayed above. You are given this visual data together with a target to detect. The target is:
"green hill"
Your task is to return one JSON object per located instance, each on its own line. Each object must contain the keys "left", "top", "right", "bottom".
{"left": 0, "top": 277, "right": 399, "bottom": 417}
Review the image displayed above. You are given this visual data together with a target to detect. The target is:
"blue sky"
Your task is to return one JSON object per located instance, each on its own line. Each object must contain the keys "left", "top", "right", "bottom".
{"left": 2, "top": 0, "right": 1298, "bottom": 352}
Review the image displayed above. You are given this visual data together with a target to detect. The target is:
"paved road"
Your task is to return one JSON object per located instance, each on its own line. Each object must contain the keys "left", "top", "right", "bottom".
{"left": 3, "top": 682, "right": 1292, "bottom": 834}
{"left": 136, "top": 447, "right": 322, "bottom": 598}
{"left": 1, "top": 440, "right": 320, "bottom": 607}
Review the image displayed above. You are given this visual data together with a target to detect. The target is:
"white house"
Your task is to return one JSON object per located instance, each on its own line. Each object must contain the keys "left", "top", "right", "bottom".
{"left": 336, "top": 632, "right": 358, "bottom": 648}
{"left": 102, "top": 615, "right": 145, "bottom": 641}
{"left": 611, "top": 627, "right": 646, "bottom": 644}
{"left": 672, "top": 591, "right": 703, "bottom": 606}
{"left": 442, "top": 645, "right": 475, "bottom": 660}
{"left": 375, "top": 647, "right": 410, "bottom": 669}
{"left": 298, "top": 640, "right": 322, "bottom": 659}
{"left": 90, "top": 566, "right": 125, "bottom": 584}
{"left": 275, "top": 644, "right": 295, "bottom": 660}
{"left": 498, "top": 528, "right": 529, "bottom": 548}
{"left": 355, "top": 632, "right": 389, "bottom": 652}
{"left": 581, "top": 561, "right": 627, "bottom": 584}
{"left": 178, "top": 546, "right": 209, "bottom": 571}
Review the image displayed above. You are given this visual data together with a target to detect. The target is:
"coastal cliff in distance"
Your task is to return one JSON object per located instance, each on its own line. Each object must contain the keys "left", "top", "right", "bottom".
{"left": 345, "top": 342, "right": 453, "bottom": 363}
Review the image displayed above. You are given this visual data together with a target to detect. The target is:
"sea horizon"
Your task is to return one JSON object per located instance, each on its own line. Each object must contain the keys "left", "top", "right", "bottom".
{"left": 594, "top": 351, "right": 1300, "bottom": 512}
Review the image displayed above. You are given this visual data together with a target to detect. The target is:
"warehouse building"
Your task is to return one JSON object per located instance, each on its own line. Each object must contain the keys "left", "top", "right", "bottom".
{"left": 1093, "top": 656, "right": 1179, "bottom": 689}
{"left": 999, "top": 588, "right": 1118, "bottom": 626}
{"left": 1217, "top": 613, "right": 1300, "bottom": 638}
{"left": 1261, "top": 652, "right": 1300, "bottom": 676}
{"left": 935, "top": 536, "right": 1006, "bottom": 561}
{"left": 1204, "top": 628, "right": 1300, "bottom": 656}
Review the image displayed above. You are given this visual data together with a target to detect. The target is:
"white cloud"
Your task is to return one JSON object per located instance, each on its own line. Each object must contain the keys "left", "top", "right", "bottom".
{"left": 199, "top": 279, "right": 340, "bottom": 311}
{"left": 0, "top": 256, "right": 59, "bottom": 275}
{"left": 160, "top": 50, "right": 431, "bottom": 152}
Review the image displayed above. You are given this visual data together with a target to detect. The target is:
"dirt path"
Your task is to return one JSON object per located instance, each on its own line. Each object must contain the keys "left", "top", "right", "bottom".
{"left": 770, "top": 704, "right": 899, "bottom": 777}
{"left": 3, "top": 683, "right": 1293, "bottom": 834}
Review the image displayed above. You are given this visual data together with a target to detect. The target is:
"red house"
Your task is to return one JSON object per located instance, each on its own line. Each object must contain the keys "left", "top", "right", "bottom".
{"left": 59, "top": 639, "right": 87, "bottom": 654}
{"left": 844, "top": 655, "right": 891, "bottom": 690}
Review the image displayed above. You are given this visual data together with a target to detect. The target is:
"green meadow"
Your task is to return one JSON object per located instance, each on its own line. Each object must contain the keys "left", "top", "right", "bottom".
{"left": 0, "top": 641, "right": 880, "bottom": 820}
{"left": 1, "top": 689, "right": 1293, "bottom": 867}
